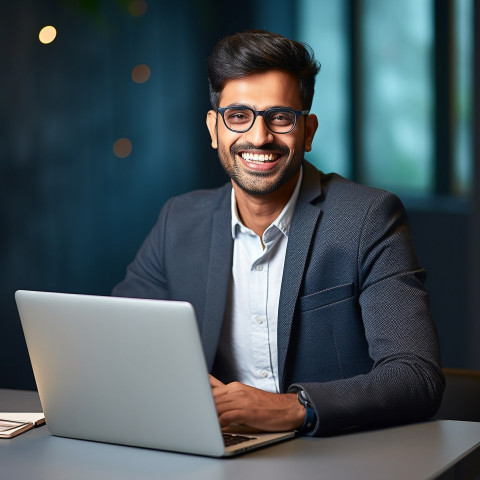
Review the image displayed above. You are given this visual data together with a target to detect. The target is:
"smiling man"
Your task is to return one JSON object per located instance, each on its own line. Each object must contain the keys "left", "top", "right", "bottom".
{"left": 113, "top": 30, "right": 444, "bottom": 436}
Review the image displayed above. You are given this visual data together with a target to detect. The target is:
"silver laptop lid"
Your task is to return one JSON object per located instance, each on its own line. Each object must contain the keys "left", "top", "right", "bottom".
{"left": 15, "top": 290, "right": 226, "bottom": 457}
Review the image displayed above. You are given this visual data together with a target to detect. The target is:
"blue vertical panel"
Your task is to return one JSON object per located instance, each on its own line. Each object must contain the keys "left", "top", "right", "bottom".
{"left": 361, "top": 0, "right": 433, "bottom": 194}
{"left": 297, "top": 0, "right": 350, "bottom": 178}
{"left": 453, "top": 0, "right": 473, "bottom": 196}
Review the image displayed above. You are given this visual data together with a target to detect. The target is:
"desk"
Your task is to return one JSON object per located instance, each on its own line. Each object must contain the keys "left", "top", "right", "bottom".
{"left": 1, "top": 389, "right": 480, "bottom": 480}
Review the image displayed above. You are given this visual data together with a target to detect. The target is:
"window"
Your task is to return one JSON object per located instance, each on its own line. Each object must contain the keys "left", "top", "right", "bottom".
{"left": 453, "top": 0, "right": 473, "bottom": 195}
{"left": 298, "top": 0, "right": 473, "bottom": 199}
{"left": 298, "top": 0, "right": 350, "bottom": 179}
{"left": 361, "top": 0, "right": 433, "bottom": 194}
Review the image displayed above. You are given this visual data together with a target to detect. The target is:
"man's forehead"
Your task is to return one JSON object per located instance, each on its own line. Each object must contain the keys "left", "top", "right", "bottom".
{"left": 218, "top": 70, "right": 302, "bottom": 108}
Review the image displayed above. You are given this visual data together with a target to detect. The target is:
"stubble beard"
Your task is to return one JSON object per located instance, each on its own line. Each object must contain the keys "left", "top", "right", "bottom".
{"left": 217, "top": 141, "right": 303, "bottom": 195}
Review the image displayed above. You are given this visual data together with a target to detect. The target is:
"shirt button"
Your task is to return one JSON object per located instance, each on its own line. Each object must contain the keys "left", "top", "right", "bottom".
{"left": 255, "top": 316, "right": 264, "bottom": 324}
{"left": 255, "top": 265, "right": 263, "bottom": 271}
{"left": 259, "top": 370, "right": 268, "bottom": 378}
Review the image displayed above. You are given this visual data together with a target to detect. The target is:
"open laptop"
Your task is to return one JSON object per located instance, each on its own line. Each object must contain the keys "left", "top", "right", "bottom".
{"left": 15, "top": 290, "right": 295, "bottom": 456}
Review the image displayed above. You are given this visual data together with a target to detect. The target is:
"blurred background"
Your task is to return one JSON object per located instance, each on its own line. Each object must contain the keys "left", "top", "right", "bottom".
{"left": 2, "top": 0, "right": 479, "bottom": 389}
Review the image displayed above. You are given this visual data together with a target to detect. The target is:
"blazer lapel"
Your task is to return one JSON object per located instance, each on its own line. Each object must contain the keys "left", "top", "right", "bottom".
{"left": 278, "top": 162, "right": 323, "bottom": 390}
{"left": 201, "top": 186, "right": 234, "bottom": 370}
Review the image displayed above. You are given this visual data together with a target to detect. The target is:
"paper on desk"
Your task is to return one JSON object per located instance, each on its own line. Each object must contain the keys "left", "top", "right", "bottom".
{"left": 0, "top": 412, "right": 45, "bottom": 425}
{"left": 0, "top": 412, "right": 45, "bottom": 438}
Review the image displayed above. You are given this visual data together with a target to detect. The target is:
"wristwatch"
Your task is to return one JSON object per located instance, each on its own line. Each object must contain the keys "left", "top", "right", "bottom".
{"left": 297, "top": 389, "right": 317, "bottom": 434}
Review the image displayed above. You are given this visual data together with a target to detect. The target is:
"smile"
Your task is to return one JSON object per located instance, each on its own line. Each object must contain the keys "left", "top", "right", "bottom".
{"left": 240, "top": 152, "right": 279, "bottom": 163}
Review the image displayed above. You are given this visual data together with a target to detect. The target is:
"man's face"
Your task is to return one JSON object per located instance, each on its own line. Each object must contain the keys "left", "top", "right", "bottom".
{"left": 206, "top": 70, "right": 317, "bottom": 196}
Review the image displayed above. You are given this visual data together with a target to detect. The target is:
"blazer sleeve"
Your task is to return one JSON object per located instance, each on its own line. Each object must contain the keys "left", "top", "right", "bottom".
{"left": 289, "top": 192, "right": 445, "bottom": 436}
{"left": 111, "top": 198, "right": 173, "bottom": 300}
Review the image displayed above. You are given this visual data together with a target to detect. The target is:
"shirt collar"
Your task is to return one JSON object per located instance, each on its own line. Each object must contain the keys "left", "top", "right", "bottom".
{"left": 230, "top": 166, "right": 303, "bottom": 239}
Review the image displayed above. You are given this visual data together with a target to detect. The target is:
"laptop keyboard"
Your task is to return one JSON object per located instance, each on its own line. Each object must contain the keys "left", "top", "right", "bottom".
{"left": 222, "top": 433, "right": 258, "bottom": 447}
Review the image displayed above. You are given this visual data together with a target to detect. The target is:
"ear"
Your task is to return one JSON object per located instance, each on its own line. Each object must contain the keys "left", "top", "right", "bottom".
{"left": 304, "top": 114, "right": 318, "bottom": 152}
{"left": 206, "top": 110, "right": 218, "bottom": 149}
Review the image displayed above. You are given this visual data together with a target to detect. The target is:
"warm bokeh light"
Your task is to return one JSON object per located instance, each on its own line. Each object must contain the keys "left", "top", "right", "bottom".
{"left": 39, "top": 26, "right": 57, "bottom": 44}
{"left": 129, "top": 0, "right": 148, "bottom": 17}
{"left": 131, "top": 64, "right": 151, "bottom": 84}
{"left": 113, "top": 138, "right": 133, "bottom": 158}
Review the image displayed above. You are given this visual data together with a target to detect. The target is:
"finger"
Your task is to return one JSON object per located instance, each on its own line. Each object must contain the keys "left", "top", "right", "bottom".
{"left": 218, "top": 409, "right": 247, "bottom": 428}
{"left": 209, "top": 374, "right": 225, "bottom": 388}
{"left": 212, "top": 386, "right": 251, "bottom": 412}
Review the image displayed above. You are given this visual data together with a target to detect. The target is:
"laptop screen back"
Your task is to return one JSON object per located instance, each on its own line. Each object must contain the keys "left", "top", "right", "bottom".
{"left": 15, "top": 291, "right": 226, "bottom": 456}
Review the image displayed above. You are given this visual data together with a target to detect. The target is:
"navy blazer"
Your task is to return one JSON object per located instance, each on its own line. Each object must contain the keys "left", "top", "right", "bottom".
{"left": 113, "top": 161, "right": 445, "bottom": 435}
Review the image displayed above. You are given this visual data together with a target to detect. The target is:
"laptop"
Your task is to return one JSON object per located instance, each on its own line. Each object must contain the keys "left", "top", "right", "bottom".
{"left": 15, "top": 290, "right": 295, "bottom": 456}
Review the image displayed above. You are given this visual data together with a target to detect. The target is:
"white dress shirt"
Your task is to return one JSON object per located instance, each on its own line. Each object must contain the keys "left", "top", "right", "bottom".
{"left": 217, "top": 168, "right": 303, "bottom": 393}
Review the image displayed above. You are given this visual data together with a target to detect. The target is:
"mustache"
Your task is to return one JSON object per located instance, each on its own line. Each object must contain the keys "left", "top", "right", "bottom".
{"left": 230, "top": 142, "right": 289, "bottom": 157}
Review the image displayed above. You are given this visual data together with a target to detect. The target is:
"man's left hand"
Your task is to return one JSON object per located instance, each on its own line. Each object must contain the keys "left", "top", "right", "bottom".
{"left": 209, "top": 375, "right": 305, "bottom": 432}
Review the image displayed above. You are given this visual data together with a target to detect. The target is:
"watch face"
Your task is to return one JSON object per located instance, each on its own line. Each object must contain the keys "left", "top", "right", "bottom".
{"left": 298, "top": 390, "right": 311, "bottom": 408}
{"left": 297, "top": 390, "right": 317, "bottom": 434}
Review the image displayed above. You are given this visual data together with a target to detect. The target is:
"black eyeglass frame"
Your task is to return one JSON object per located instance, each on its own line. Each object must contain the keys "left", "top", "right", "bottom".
{"left": 217, "top": 106, "right": 310, "bottom": 134}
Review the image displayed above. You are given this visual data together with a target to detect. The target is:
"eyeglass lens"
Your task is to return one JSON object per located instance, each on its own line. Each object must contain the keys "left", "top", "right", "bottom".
{"left": 223, "top": 108, "right": 297, "bottom": 133}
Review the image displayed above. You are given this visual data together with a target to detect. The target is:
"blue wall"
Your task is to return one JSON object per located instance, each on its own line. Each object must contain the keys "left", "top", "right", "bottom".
{"left": 1, "top": 0, "right": 245, "bottom": 388}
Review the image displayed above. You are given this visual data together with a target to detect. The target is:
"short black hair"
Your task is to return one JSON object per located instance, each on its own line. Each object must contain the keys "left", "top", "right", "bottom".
{"left": 208, "top": 30, "right": 321, "bottom": 110}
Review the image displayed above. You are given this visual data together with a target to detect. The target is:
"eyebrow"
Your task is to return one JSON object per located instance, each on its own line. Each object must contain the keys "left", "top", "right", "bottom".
{"left": 222, "top": 103, "right": 296, "bottom": 110}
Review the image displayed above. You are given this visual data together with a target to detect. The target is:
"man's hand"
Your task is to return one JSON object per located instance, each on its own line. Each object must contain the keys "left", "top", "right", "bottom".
{"left": 209, "top": 375, "right": 305, "bottom": 432}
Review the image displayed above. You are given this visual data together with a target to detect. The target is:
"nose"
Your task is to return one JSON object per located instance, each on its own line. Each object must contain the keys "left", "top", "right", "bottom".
{"left": 244, "top": 115, "right": 275, "bottom": 146}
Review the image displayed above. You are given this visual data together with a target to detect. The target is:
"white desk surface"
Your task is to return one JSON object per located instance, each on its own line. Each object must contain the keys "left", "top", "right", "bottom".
{"left": 1, "top": 389, "right": 480, "bottom": 480}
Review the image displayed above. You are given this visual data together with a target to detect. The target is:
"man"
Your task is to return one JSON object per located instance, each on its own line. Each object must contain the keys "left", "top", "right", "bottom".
{"left": 113, "top": 30, "right": 444, "bottom": 436}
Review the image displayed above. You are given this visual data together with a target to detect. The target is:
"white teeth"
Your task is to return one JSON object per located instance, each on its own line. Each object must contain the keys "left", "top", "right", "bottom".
{"left": 241, "top": 153, "right": 276, "bottom": 162}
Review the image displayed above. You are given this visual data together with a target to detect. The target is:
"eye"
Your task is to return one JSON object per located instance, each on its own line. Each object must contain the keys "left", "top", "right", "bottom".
{"left": 268, "top": 110, "right": 295, "bottom": 126}
{"left": 225, "top": 109, "right": 253, "bottom": 124}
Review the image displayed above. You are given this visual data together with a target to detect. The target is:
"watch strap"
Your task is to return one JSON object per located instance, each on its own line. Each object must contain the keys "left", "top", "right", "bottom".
{"left": 297, "top": 390, "right": 317, "bottom": 434}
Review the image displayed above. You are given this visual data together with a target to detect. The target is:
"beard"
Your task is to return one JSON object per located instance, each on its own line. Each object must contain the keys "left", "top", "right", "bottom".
{"left": 217, "top": 141, "right": 304, "bottom": 195}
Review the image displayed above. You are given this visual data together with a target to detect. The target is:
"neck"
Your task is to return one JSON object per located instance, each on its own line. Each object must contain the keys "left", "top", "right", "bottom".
{"left": 233, "top": 171, "right": 300, "bottom": 238}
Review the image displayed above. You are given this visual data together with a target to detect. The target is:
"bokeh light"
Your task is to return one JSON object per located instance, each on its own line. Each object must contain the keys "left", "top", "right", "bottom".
{"left": 129, "top": 0, "right": 148, "bottom": 17}
{"left": 39, "top": 26, "right": 57, "bottom": 44}
{"left": 113, "top": 138, "right": 133, "bottom": 158}
{"left": 131, "top": 64, "right": 151, "bottom": 83}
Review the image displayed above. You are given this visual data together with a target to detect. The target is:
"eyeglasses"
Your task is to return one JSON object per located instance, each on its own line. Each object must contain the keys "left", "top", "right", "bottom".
{"left": 217, "top": 106, "right": 309, "bottom": 134}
